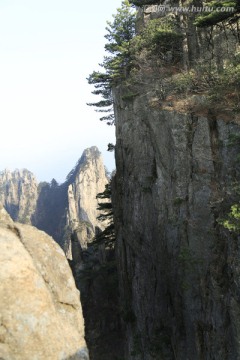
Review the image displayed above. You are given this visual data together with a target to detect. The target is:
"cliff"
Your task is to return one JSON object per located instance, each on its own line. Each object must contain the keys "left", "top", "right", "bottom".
{"left": 0, "top": 148, "right": 111, "bottom": 358}
{"left": 66, "top": 146, "right": 109, "bottom": 255}
{"left": 113, "top": 88, "right": 240, "bottom": 359}
{"left": 0, "top": 206, "right": 89, "bottom": 360}
{"left": 0, "top": 169, "right": 38, "bottom": 224}
{"left": 112, "top": 3, "right": 240, "bottom": 359}
{"left": 0, "top": 147, "right": 108, "bottom": 251}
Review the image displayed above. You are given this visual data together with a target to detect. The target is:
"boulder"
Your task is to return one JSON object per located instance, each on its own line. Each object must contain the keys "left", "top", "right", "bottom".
{"left": 0, "top": 206, "right": 89, "bottom": 360}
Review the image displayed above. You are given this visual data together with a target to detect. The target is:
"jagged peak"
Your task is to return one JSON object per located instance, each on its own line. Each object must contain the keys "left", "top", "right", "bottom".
{"left": 0, "top": 168, "right": 37, "bottom": 182}
{"left": 78, "top": 146, "right": 102, "bottom": 169}
{"left": 65, "top": 146, "right": 103, "bottom": 184}
{"left": 81, "top": 146, "right": 101, "bottom": 161}
{"left": 0, "top": 168, "right": 34, "bottom": 176}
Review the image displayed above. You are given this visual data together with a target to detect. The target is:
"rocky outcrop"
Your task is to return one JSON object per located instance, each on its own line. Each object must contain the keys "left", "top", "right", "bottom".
{"left": 33, "top": 146, "right": 109, "bottom": 253}
{"left": 111, "top": 3, "right": 240, "bottom": 358}
{"left": 0, "top": 206, "right": 89, "bottom": 360}
{"left": 0, "top": 169, "right": 38, "bottom": 224}
{"left": 0, "top": 148, "right": 110, "bottom": 358}
{"left": 0, "top": 147, "right": 108, "bottom": 253}
{"left": 66, "top": 147, "right": 109, "bottom": 254}
{"left": 113, "top": 88, "right": 240, "bottom": 358}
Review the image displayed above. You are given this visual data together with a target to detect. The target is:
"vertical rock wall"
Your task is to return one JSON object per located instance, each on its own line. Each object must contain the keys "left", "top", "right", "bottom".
{"left": 113, "top": 85, "right": 240, "bottom": 359}
{"left": 66, "top": 146, "right": 108, "bottom": 253}
{"left": 112, "top": 4, "right": 240, "bottom": 358}
{"left": 0, "top": 169, "right": 38, "bottom": 224}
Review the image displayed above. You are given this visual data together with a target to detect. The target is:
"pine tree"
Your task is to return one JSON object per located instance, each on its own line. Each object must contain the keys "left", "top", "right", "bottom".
{"left": 194, "top": 1, "right": 239, "bottom": 27}
{"left": 94, "top": 183, "right": 115, "bottom": 248}
{"left": 87, "top": 0, "right": 136, "bottom": 125}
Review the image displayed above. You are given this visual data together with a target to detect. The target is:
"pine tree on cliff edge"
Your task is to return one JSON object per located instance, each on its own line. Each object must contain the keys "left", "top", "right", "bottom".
{"left": 87, "top": 0, "right": 136, "bottom": 125}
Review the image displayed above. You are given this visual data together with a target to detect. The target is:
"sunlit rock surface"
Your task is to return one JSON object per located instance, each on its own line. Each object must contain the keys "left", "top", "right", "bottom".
{"left": 0, "top": 206, "right": 89, "bottom": 360}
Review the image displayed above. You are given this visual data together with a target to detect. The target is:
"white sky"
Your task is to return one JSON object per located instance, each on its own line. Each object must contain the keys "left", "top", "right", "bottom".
{"left": 0, "top": 0, "right": 122, "bottom": 183}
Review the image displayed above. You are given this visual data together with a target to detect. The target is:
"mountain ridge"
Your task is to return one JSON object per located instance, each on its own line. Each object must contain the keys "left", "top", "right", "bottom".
{"left": 0, "top": 146, "right": 109, "bottom": 252}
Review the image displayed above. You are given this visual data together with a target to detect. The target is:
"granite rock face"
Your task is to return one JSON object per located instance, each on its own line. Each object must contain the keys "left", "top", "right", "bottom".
{"left": 113, "top": 84, "right": 240, "bottom": 359}
{"left": 66, "top": 146, "right": 109, "bottom": 255}
{"left": 111, "top": 3, "right": 240, "bottom": 358}
{"left": 0, "top": 206, "right": 89, "bottom": 360}
{"left": 33, "top": 147, "right": 108, "bottom": 253}
{"left": 0, "top": 169, "right": 38, "bottom": 224}
{"left": 0, "top": 147, "right": 108, "bottom": 253}
{"left": 0, "top": 149, "right": 109, "bottom": 358}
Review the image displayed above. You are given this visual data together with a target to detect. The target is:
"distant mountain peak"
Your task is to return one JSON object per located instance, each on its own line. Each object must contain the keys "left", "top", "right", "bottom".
{"left": 0, "top": 146, "right": 108, "bottom": 251}
{"left": 82, "top": 146, "right": 101, "bottom": 157}
{"left": 65, "top": 146, "right": 103, "bottom": 185}
{"left": 78, "top": 146, "right": 102, "bottom": 167}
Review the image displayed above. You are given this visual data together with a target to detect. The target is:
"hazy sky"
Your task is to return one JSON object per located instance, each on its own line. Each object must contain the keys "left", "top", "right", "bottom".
{"left": 0, "top": 0, "right": 122, "bottom": 183}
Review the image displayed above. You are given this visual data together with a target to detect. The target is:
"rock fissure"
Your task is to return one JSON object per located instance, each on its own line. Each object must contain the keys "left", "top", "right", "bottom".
{"left": 58, "top": 301, "right": 78, "bottom": 311}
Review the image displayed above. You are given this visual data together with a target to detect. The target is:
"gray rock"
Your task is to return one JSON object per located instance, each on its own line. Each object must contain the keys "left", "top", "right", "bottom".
{"left": 113, "top": 82, "right": 240, "bottom": 359}
{"left": 0, "top": 147, "right": 108, "bottom": 255}
{"left": 0, "top": 168, "right": 38, "bottom": 224}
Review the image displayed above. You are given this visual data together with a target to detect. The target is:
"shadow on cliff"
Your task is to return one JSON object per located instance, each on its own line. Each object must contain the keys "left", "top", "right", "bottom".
{"left": 31, "top": 179, "right": 68, "bottom": 247}
{"left": 72, "top": 245, "right": 124, "bottom": 360}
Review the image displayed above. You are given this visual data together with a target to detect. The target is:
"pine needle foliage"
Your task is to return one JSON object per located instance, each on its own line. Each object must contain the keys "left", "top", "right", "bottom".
{"left": 87, "top": 1, "right": 136, "bottom": 125}
{"left": 93, "top": 183, "right": 115, "bottom": 247}
{"left": 194, "top": 0, "right": 239, "bottom": 27}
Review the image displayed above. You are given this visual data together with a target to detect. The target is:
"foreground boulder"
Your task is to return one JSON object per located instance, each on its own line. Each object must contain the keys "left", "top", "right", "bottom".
{"left": 0, "top": 206, "right": 89, "bottom": 360}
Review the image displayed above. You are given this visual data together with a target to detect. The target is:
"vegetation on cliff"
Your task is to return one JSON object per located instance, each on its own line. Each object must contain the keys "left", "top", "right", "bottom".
{"left": 194, "top": 0, "right": 239, "bottom": 27}
{"left": 87, "top": 0, "right": 136, "bottom": 124}
{"left": 86, "top": 0, "right": 240, "bottom": 262}
{"left": 84, "top": 1, "right": 240, "bottom": 358}
{"left": 95, "top": 183, "right": 115, "bottom": 247}
{"left": 74, "top": 182, "right": 122, "bottom": 360}
{"left": 88, "top": 0, "right": 240, "bottom": 125}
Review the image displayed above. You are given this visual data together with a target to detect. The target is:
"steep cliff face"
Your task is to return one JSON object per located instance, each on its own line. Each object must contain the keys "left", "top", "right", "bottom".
{"left": 31, "top": 179, "right": 68, "bottom": 248}
{"left": 111, "top": 2, "right": 240, "bottom": 358}
{"left": 66, "top": 148, "right": 120, "bottom": 360}
{"left": 113, "top": 82, "right": 240, "bottom": 359}
{"left": 66, "top": 146, "right": 109, "bottom": 253}
{"left": 33, "top": 146, "right": 108, "bottom": 252}
{"left": 74, "top": 244, "right": 124, "bottom": 360}
{"left": 0, "top": 169, "right": 38, "bottom": 224}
